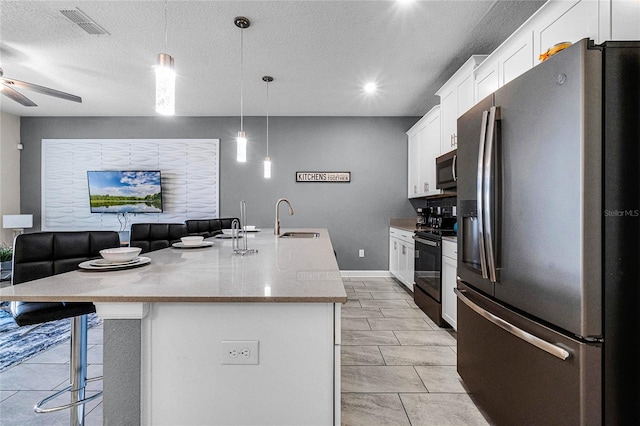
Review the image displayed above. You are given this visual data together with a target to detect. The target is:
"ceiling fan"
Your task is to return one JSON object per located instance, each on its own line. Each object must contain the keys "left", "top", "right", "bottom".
{"left": 0, "top": 67, "right": 82, "bottom": 107}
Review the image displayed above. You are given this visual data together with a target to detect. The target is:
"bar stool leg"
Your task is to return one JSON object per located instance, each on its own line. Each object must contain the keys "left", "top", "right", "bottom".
{"left": 70, "top": 315, "right": 88, "bottom": 426}
{"left": 34, "top": 314, "right": 102, "bottom": 421}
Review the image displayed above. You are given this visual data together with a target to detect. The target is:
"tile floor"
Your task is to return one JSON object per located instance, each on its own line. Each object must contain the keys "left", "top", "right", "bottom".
{"left": 0, "top": 322, "right": 103, "bottom": 425}
{"left": 0, "top": 277, "right": 493, "bottom": 425}
{"left": 340, "top": 277, "right": 492, "bottom": 426}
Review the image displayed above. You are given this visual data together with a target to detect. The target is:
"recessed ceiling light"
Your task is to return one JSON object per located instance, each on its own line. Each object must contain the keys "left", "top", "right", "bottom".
{"left": 396, "top": 0, "right": 415, "bottom": 4}
{"left": 364, "top": 82, "right": 377, "bottom": 94}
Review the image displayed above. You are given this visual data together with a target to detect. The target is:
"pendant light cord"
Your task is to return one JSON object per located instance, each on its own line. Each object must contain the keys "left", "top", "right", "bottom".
{"left": 266, "top": 79, "right": 269, "bottom": 156}
{"left": 164, "top": 0, "right": 168, "bottom": 51}
{"left": 240, "top": 28, "right": 244, "bottom": 132}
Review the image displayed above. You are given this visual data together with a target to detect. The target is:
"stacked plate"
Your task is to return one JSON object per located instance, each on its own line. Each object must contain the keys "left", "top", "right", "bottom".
{"left": 79, "top": 247, "right": 150, "bottom": 270}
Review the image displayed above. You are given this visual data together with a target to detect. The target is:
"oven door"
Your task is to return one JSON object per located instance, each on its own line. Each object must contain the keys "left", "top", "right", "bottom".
{"left": 413, "top": 235, "right": 442, "bottom": 302}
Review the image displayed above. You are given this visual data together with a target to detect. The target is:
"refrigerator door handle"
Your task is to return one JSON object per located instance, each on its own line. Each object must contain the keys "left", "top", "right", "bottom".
{"left": 455, "top": 288, "right": 571, "bottom": 361}
{"left": 476, "top": 110, "right": 489, "bottom": 279}
{"left": 483, "top": 106, "right": 500, "bottom": 283}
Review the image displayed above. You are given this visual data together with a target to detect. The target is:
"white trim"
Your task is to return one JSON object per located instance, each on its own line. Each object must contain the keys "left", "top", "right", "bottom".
{"left": 95, "top": 302, "right": 150, "bottom": 319}
{"left": 339, "top": 270, "right": 393, "bottom": 278}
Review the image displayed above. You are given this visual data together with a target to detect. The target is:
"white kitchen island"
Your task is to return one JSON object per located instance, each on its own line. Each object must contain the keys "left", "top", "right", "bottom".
{"left": 0, "top": 228, "right": 347, "bottom": 425}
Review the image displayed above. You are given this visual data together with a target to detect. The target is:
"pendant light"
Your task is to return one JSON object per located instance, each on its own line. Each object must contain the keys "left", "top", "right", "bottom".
{"left": 235, "top": 16, "right": 250, "bottom": 162}
{"left": 263, "top": 76, "right": 273, "bottom": 178}
{"left": 155, "top": 1, "right": 175, "bottom": 115}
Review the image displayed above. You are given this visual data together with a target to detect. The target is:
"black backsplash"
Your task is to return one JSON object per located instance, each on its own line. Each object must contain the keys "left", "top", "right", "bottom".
{"left": 410, "top": 196, "right": 457, "bottom": 217}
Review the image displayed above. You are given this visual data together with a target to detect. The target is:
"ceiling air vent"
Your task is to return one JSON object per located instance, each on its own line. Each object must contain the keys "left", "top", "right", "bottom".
{"left": 60, "top": 8, "right": 110, "bottom": 36}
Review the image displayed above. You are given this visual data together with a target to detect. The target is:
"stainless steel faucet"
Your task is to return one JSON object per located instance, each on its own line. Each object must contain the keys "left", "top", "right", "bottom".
{"left": 274, "top": 198, "right": 294, "bottom": 235}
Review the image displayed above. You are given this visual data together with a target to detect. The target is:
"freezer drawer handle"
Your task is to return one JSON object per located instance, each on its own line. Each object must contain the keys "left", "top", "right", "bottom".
{"left": 454, "top": 288, "right": 571, "bottom": 361}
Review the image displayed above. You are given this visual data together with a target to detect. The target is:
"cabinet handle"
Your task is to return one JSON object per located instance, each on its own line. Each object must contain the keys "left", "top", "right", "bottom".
{"left": 394, "top": 241, "right": 397, "bottom": 250}
{"left": 402, "top": 245, "right": 406, "bottom": 255}
{"left": 452, "top": 154, "right": 457, "bottom": 182}
{"left": 425, "top": 182, "right": 429, "bottom": 191}
{"left": 451, "top": 133, "right": 454, "bottom": 147}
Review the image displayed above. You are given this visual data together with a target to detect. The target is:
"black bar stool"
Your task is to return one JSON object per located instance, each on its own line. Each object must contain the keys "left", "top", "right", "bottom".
{"left": 10, "top": 231, "right": 120, "bottom": 425}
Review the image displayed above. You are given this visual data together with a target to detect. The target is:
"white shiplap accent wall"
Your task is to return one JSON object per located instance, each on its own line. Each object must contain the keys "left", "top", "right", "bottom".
{"left": 41, "top": 139, "right": 219, "bottom": 231}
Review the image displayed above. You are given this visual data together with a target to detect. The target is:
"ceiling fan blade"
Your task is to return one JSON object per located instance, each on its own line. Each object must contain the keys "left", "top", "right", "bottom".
{"left": 0, "top": 83, "right": 37, "bottom": 106}
{"left": 0, "top": 76, "right": 82, "bottom": 103}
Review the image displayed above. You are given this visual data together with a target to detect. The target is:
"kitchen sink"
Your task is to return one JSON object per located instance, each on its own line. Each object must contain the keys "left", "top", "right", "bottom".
{"left": 279, "top": 232, "right": 320, "bottom": 238}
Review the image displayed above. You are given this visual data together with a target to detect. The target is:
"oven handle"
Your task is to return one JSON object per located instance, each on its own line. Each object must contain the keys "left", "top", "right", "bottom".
{"left": 454, "top": 288, "right": 571, "bottom": 361}
{"left": 412, "top": 236, "right": 440, "bottom": 247}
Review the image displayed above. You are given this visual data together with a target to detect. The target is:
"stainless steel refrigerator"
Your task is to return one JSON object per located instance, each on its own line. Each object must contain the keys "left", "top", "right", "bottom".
{"left": 456, "top": 39, "right": 639, "bottom": 425}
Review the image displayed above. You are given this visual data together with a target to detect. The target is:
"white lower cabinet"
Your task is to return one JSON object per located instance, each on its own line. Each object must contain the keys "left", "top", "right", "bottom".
{"left": 441, "top": 239, "right": 458, "bottom": 330}
{"left": 389, "top": 227, "right": 415, "bottom": 291}
{"left": 389, "top": 230, "right": 400, "bottom": 278}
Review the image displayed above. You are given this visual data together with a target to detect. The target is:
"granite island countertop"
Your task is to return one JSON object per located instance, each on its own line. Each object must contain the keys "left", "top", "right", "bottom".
{"left": 0, "top": 228, "right": 347, "bottom": 304}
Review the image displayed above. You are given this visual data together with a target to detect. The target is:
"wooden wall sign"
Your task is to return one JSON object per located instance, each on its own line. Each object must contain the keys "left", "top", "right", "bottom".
{"left": 296, "top": 171, "right": 351, "bottom": 183}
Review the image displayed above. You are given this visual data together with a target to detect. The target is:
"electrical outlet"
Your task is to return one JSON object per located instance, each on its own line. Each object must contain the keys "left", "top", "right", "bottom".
{"left": 221, "top": 340, "right": 259, "bottom": 365}
{"left": 358, "top": 249, "right": 365, "bottom": 258}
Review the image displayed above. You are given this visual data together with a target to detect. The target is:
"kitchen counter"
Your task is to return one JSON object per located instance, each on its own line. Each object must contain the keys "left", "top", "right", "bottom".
{"left": 0, "top": 227, "right": 346, "bottom": 304}
{"left": 389, "top": 217, "right": 418, "bottom": 232}
{"left": 1, "top": 228, "right": 344, "bottom": 425}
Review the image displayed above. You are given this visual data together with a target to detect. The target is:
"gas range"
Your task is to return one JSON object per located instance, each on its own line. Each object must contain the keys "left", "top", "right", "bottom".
{"left": 413, "top": 225, "right": 456, "bottom": 328}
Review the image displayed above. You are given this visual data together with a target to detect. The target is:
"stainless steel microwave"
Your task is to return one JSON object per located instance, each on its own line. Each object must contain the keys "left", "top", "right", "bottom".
{"left": 436, "top": 149, "right": 457, "bottom": 189}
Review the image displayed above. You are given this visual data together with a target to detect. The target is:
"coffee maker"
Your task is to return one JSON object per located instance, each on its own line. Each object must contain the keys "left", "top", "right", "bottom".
{"left": 416, "top": 207, "right": 430, "bottom": 228}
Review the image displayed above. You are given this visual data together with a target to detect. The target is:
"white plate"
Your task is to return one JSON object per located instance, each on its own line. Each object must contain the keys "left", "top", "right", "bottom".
{"left": 79, "top": 257, "right": 151, "bottom": 271}
{"left": 91, "top": 258, "right": 141, "bottom": 267}
{"left": 244, "top": 229, "right": 261, "bottom": 232}
{"left": 172, "top": 241, "right": 214, "bottom": 249}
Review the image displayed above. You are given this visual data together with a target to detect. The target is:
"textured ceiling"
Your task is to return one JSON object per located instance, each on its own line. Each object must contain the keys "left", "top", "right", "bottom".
{"left": 0, "top": 0, "right": 545, "bottom": 117}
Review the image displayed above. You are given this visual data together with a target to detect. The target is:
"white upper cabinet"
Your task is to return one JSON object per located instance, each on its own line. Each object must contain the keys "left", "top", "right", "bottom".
{"left": 610, "top": 0, "right": 640, "bottom": 40}
{"left": 407, "top": 124, "right": 422, "bottom": 198}
{"left": 473, "top": 0, "right": 640, "bottom": 99}
{"left": 436, "top": 55, "right": 487, "bottom": 156}
{"left": 407, "top": 106, "right": 441, "bottom": 198}
{"left": 407, "top": 0, "right": 640, "bottom": 201}
{"left": 532, "top": 0, "right": 599, "bottom": 57}
{"left": 474, "top": 28, "right": 535, "bottom": 101}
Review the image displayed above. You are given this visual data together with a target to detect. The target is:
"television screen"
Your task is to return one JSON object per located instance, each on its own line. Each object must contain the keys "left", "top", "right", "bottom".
{"left": 87, "top": 171, "right": 163, "bottom": 213}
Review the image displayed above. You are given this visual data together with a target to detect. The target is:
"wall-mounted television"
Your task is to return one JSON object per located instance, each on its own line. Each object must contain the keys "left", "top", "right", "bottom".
{"left": 87, "top": 171, "right": 163, "bottom": 213}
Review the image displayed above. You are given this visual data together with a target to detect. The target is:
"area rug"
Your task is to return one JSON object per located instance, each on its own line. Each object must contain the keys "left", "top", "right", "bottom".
{"left": 0, "top": 308, "right": 102, "bottom": 372}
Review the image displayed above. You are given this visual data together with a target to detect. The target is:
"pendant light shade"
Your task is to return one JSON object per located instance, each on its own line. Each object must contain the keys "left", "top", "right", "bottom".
{"left": 155, "top": 1, "right": 175, "bottom": 115}
{"left": 264, "top": 156, "right": 272, "bottom": 178}
{"left": 235, "top": 17, "right": 250, "bottom": 162}
{"left": 237, "top": 131, "right": 247, "bottom": 163}
{"left": 263, "top": 76, "right": 273, "bottom": 178}
{"left": 155, "top": 53, "right": 175, "bottom": 115}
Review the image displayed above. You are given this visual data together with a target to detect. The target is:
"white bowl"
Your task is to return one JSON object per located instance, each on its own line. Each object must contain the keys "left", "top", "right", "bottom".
{"left": 221, "top": 229, "right": 233, "bottom": 235}
{"left": 243, "top": 225, "right": 256, "bottom": 231}
{"left": 99, "top": 247, "right": 142, "bottom": 263}
{"left": 181, "top": 236, "right": 204, "bottom": 246}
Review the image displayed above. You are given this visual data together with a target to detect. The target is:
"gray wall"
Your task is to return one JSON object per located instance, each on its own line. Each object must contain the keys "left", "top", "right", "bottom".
{"left": 20, "top": 116, "right": 418, "bottom": 270}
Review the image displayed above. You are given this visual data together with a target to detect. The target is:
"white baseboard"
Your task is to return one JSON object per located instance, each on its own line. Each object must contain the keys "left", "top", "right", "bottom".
{"left": 339, "top": 270, "right": 393, "bottom": 278}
